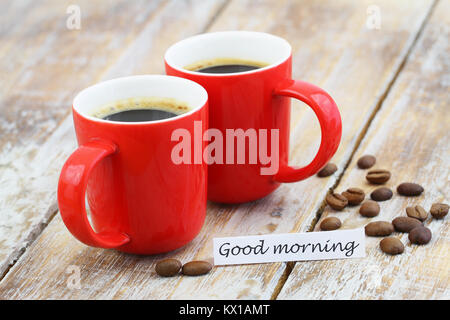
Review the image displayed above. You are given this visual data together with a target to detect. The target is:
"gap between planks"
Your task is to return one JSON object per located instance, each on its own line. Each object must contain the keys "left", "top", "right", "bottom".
{"left": 0, "top": 206, "right": 58, "bottom": 282}
{"left": 201, "top": 0, "right": 231, "bottom": 34}
{"left": 0, "top": 0, "right": 230, "bottom": 283}
{"left": 270, "top": 0, "right": 440, "bottom": 300}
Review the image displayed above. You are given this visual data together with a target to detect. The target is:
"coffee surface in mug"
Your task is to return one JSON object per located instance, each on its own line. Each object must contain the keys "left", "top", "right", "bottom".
{"left": 91, "top": 97, "right": 190, "bottom": 122}
{"left": 102, "top": 109, "right": 178, "bottom": 122}
{"left": 185, "top": 58, "right": 269, "bottom": 74}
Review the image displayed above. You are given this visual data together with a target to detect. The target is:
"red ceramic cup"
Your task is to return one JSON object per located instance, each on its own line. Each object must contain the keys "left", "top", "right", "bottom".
{"left": 165, "top": 31, "right": 342, "bottom": 203}
{"left": 57, "top": 75, "right": 208, "bottom": 254}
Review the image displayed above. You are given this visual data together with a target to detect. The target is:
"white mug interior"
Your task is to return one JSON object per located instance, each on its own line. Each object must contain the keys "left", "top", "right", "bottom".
{"left": 73, "top": 75, "right": 208, "bottom": 124}
{"left": 165, "top": 31, "right": 292, "bottom": 76}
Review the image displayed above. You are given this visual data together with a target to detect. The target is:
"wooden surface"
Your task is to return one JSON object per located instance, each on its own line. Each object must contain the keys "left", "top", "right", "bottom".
{"left": 0, "top": 0, "right": 448, "bottom": 299}
{"left": 278, "top": 0, "right": 449, "bottom": 299}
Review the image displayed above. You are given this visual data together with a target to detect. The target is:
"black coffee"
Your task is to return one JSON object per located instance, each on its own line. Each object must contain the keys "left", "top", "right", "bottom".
{"left": 102, "top": 109, "right": 178, "bottom": 122}
{"left": 196, "top": 64, "right": 260, "bottom": 74}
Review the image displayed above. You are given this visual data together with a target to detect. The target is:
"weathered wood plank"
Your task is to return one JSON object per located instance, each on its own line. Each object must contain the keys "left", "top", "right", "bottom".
{"left": 0, "top": 0, "right": 436, "bottom": 299}
{"left": 278, "top": 0, "right": 449, "bottom": 300}
{"left": 0, "top": 0, "right": 227, "bottom": 278}
{"left": 0, "top": 0, "right": 164, "bottom": 275}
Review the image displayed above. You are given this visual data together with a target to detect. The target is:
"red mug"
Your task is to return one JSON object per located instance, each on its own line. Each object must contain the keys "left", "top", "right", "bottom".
{"left": 57, "top": 75, "right": 208, "bottom": 254}
{"left": 165, "top": 31, "right": 342, "bottom": 203}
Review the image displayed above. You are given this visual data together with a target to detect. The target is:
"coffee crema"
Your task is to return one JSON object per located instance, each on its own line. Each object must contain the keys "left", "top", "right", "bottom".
{"left": 184, "top": 58, "right": 269, "bottom": 74}
{"left": 91, "top": 97, "right": 190, "bottom": 123}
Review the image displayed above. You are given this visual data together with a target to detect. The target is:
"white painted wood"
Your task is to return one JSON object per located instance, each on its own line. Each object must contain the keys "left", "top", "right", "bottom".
{"left": 0, "top": 0, "right": 437, "bottom": 299}
{"left": 278, "top": 0, "right": 449, "bottom": 299}
{"left": 0, "top": 0, "right": 227, "bottom": 278}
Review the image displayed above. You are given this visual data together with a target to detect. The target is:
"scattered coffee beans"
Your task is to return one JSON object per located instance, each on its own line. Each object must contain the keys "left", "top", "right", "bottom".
{"left": 406, "top": 205, "right": 428, "bottom": 221}
{"left": 380, "top": 237, "right": 404, "bottom": 255}
{"left": 408, "top": 226, "right": 432, "bottom": 245}
{"left": 430, "top": 203, "right": 449, "bottom": 219}
{"left": 182, "top": 261, "right": 213, "bottom": 276}
{"left": 326, "top": 193, "right": 348, "bottom": 210}
{"left": 357, "top": 155, "right": 376, "bottom": 169}
{"left": 315, "top": 151, "right": 447, "bottom": 258}
{"left": 359, "top": 200, "right": 380, "bottom": 217}
{"left": 320, "top": 217, "right": 342, "bottom": 231}
{"left": 392, "top": 216, "right": 422, "bottom": 233}
{"left": 370, "top": 187, "right": 393, "bottom": 201}
{"left": 365, "top": 221, "right": 394, "bottom": 237}
{"left": 342, "top": 188, "right": 365, "bottom": 205}
{"left": 155, "top": 259, "right": 182, "bottom": 277}
{"left": 317, "top": 163, "right": 338, "bottom": 177}
{"left": 397, "top": 182, "right": 424, "bottom": 196}
{"left": 366, "top": 169, "right": 391, "bottom": 184}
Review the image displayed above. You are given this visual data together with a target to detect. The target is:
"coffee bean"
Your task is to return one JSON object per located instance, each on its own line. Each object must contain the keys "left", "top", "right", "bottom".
{"left": 380, "top": 237, "right": 404, "bottom": 255}
{"left": 392, "top": 216, "right": 423, "bottom": 233}
{"left": 359, "top": 200, "right": 380, "bottom": 217}
{"left": 408, "top": 226, "right": 432, "bottom": 245}
{"left": 155, "top": 259, "right": 182, "bottom": 277}
{"left": 365, "top": 221, "right": 394, "bottom": 236}
{"left": 366, "top": 169, "right": 391, "bottom": 184}
{"left": 182, "top": 261, "right": 213, "bottom": 276}
{"left": 342, "top": 188, "right": 365, "bottom": 205}
{"left": 397, "top": 182, "right": 424, "bottom": 196}
{"left": 406, "top": 205, "right": 428, "bottom": 221}
{"left": 317, "top": 163, "right": 338, "bottom": 177}
{"left": 326, "top": 193, "right": 348, "bottom": 210}
{"left": 370, "top": 187, "right": 393, "bottom": 201}
{"left": 357, "top": 155, "right": 376, "bottom": 169}
{"left": 320, "top": 217, "right": 342, "bottom": 231}
{"left": 430, "top": 203, "right": 449, "bottom": 219}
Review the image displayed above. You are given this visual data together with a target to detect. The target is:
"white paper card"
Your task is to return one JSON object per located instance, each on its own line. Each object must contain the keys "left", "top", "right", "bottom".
{"left": 213, "top": 228, "right": 365, "bottom": 266}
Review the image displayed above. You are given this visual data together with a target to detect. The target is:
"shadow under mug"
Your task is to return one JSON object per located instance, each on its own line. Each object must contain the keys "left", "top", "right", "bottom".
{"left": 57, "top": 75, "right": 208, "bottom": 254}
{"left": 165, "top": 31, "right": 342, "bottom": 204}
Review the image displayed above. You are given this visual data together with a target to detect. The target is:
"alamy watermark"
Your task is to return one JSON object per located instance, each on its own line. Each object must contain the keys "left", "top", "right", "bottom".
{"left": 366, "top": 5, "right": 381, "bottom": 30}
{"left": 171, "top": 121, "right": 280, "bottom": 175}
{"left": 66, "top": 265, "right": 81, "bottom": 289}
{"left": 66, "top": 4, "right": 81, "bottom": 30}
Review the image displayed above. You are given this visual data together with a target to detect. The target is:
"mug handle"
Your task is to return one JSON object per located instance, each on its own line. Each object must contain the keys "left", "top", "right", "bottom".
{"left": 273, "top": 79, "right": 342, "bottom": 183}
{"left": 57, "top": 139, "right": 130, "bottom": 248}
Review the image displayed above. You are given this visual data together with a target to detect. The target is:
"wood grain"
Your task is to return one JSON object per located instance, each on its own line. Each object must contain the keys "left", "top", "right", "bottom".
{"left": 0, "top": 0, "right": 227, "bottom": 277}
{"left": 278, "top": 0, "right": 449, "bottom": 300}
{"left": 0, "top": 0, "right": 437, "bottom": 299}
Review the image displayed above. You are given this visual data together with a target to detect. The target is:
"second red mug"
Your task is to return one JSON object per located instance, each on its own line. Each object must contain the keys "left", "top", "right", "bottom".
{"left": 165, "top": 31, "right": 342, "bottom": 203}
